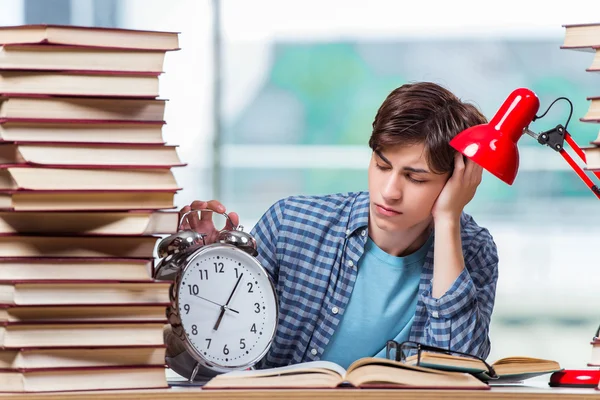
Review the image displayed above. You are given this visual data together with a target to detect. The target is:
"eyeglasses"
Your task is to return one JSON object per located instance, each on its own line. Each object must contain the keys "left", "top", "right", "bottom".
{"left": 385, "top": 340, "right": 498, "bottom": 380}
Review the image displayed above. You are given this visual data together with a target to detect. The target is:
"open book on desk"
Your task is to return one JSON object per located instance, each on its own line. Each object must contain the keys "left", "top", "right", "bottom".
{"left": 203, "top": 357, "right": 489, "bottom": 390}
{"left": 405, "top": 352, "right": 562, "bottom": 382}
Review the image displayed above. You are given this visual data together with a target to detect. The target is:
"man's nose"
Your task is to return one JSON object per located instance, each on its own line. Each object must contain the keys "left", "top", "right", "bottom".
{"left": 382, "top": 175, "right": 402, "bottom": 202}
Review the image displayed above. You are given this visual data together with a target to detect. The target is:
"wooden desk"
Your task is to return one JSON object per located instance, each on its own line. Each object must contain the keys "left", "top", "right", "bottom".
{"left": 0, "top": 385, "right": 598, "bottom": 400}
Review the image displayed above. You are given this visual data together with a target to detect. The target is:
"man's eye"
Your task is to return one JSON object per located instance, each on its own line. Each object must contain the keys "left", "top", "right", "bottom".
{"left": 376, "top": 163, "right": 391, "bottom": 171}
{"left": 406, "top": 175, "right": 426, "bottom": 184}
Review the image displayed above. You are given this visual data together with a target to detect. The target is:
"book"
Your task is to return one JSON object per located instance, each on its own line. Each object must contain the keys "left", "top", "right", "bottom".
{"left": 0, "top": 235, "right": 159, "bottom": 258}
{"left": 562, "top": 23, "right": 600, "bottom": 50}
{"left": 0, "top": 70, "right": 159, "bottom": 98}
{"left": 0, "top": 366, "right": 168, "bottom": 392}
{"left": 0, "top": 190, "right": 177, "bottom": 211}
{"left": 589, "top": 338, "right": 600, "bottom": 366}
{"left": 0, "top": 210, "right": 178, "bottom": 235}
{"left": 0, "top": 24, "right": 179, "bottom": 51}
{"left": 590, "top": 129, "right": 600, "bottom": 146}
{"left": 0, "top": 346, "right": 167, "bottom": 369}
{"left": 0, "top": 44, "right": 166, "bottom": 73}
{"left": 0, "top": 258, "right": 153, "bottom": 281}
{"left": 0, "top": 96, "right": 165, "bottom": 121}
{"left": 586, "top": 47, "right": 600, "bottom": 71}
{"left": 0, "top": 142, "right": 183, "bottom": 168}
{"left": 0, "top": 166, "right": 179, "bottom": 191}
{"left": 0, "top": 281, "right": 170, "bottom": 305}
{"left": 403, "top": 352, "right": 562, "bottom": 382}
{"left": 203, "top": 358, "right": 489, "bottom": 390}
{"left": 0, "top": 120, "right": 165, "bottom": 144}
{"left": 583, "top": 145, "right": 600, "bottom": 169}
{"left": 0, "top": 321, "right": 165, "bottom": 348}
{"left": 0, "top": 304, "right": 168, "bottom": 322}
{"left": 581, "top": 96, "right": 600, "bottom": 122}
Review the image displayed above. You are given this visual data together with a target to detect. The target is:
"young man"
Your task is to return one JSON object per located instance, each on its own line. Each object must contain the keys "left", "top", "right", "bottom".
{"left": 175, "top": 82, "right": 498, "bottom": 370}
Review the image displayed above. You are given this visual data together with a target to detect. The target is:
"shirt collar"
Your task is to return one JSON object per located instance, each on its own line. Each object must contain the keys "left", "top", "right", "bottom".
{"left": 346, "top": 191, "right": 370, "bottom": 237}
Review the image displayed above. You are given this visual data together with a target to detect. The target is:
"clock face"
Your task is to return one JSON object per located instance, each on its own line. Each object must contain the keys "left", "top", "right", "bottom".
{"left": 177, "top": 244, "right": 277, "bottom": 370}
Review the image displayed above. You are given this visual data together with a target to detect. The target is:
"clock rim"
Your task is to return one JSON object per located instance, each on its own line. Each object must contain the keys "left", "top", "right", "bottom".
{"left": 169, "top": 243, "right": 279, "bottom": 373}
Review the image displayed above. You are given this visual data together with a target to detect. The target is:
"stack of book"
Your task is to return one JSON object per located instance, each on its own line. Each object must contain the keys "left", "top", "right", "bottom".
{"left": 562, "top": 22, "right": 600, "bottom": 387}
{"left": 0, "top": 25, "right": 182, "bottom": 392}
{"left": 562, "top": 23, "right": 600, "bottom": 171}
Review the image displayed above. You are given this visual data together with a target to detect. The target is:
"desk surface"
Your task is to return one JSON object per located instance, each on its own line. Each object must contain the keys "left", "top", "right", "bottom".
{"left": 0, "top": 385, "right": 598, "bottom": 400}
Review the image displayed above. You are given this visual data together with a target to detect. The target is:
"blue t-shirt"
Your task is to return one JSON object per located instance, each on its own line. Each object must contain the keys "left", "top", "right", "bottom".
{"left": 320, "top": 234, "right": 433, "bottom": 369}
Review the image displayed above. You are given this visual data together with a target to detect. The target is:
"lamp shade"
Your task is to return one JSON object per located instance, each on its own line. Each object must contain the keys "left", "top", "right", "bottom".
{"left": 449, "top": 88, "right": 540, "bottom": 185}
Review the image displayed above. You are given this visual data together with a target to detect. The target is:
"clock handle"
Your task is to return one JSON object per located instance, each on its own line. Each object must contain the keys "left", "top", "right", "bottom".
{"left": 179, "top": 208, "right": 238, "bottom": 232}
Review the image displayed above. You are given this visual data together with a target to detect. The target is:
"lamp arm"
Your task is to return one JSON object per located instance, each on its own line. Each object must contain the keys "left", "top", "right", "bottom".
{"left": 558, "top": 140, "right": 600, "bottom": 199}
{"left": 533, "top": 124, "right": 600, "bottom": 199}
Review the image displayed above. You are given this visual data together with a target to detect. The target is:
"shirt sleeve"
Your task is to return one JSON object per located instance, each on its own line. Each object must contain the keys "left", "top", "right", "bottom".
{"left": 419, "top": 229, "right": 499, "bottom": 359}
{"left": 249, "top": 198, "right": 287, "bottom": 285}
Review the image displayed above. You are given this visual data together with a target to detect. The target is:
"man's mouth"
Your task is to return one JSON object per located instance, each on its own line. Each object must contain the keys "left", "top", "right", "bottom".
{"left": 375, "top": 203, "right": 402, "bottom": 216}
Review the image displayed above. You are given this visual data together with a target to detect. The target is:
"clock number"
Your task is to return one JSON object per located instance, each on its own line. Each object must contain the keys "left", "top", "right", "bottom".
{"left": 205, "top": 338, "right": 212, "bottom": 349}
{"left": 199, "top": 269, "right": 209, "bottom": 280}
{"left": 188, "top": 284, "right": 199, "bottom": 295}
{"left": 214, "top": 262, "right": 224, "bottom": 273}
{"left": 250, "top": 323, "right": 257, "bottom": 333}
{"left": 223, "top": 344, "right": 229, "bottom": 355}
{"left": 254, "top": 303, "right": 260, "bottom": 313}
{"left": 184, "top": 304, "right": 190, "bottom": 314}
{"left": 191, "top": 325, "right": 198, "bottom": 335}
{"left": 247, "top": 282, "right": 254, "bottom": 293}
{"left": 235, "top": 268, "right": 239, "bottom": 278}
{"left": 240, "top": 338, "right": 246, "bottom": 349}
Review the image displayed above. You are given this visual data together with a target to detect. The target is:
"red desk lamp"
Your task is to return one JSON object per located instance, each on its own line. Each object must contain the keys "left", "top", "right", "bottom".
{"left": 450, "top": 88, "right": 600, "bottom": 387}
{"left": 450, "top": 88, "right": 600, "bottom": 198}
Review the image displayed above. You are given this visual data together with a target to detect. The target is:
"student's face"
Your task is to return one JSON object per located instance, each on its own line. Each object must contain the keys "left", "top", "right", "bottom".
{"left": 368, "top": 143, "right": 450, "bottom": 232}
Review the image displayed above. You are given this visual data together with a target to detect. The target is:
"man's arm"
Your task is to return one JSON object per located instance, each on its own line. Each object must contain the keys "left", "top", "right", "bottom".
{"left": 422, "top": 223, "right": 498, "bottom": 359}
{"left": 424, "top": 153, "right": 497, "bottom": 358}
{"left": 249, "top": 198, "right": 287, "bottom": 286}
{"left": 431, "top": 216, "right": 464, "bottom": 298}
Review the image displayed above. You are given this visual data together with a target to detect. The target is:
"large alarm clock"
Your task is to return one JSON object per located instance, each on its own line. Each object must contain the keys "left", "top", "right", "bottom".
{"left": 154, "top": 210, "right": 278, "bottom": 382}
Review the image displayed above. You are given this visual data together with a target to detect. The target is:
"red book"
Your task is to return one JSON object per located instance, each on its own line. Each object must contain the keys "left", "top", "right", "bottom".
{"left": 0, "top": 320, "right": 167, "bottom": 348}
{"left": 0, "top": 165, "right": 180, "bottom": 191}
{"left": 0, "top": 119, "right": 166, "bottom": 144}
{"left": 0, "top": 24, "right": 180, "bottom": 51}
{"left": 0, "top": 235, "right": 160, "bottom": 258}
{"left": 0, "top": 209, "right": 179, "bottom": 235}
{"left": 0, "top": 189, "right": 178, "bottom": 211}
{"left": 0, "top": 280, "right": 170, "bottom": 306}
{"left": 0, "top": 70, "right": 160, "bottom": 98}
{"left": 0, "top": 44, "right": 168, "bottom": 73}
{"left": 562, "top": 23, "right": 600, "bottom": 51}
{"left": 0, "top": 303, "right": 169, "bottom": 323}
{"left": 0, "top": 365, "right": 169, "bottom": 392}
{"left": 0, "top": 142, "right": 185, "bottom": 168}
{"left": 0, "top": 257, "right": 155, "bottom": 281}
{"left": 0, "top": 95, "right": 166, "bottom": 122}
{"left": 0, "top": 345, "right": 167, "bottom": 370}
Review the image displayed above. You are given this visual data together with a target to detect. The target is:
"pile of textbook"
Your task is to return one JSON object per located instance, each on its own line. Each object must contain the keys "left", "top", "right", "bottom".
{"left": 0, "top": 24, "right": 182, "bottom": 392}
{"left": 561, "top": 22, "right": 600, "bottom": 390}
{"left": 562, "top": 23, "right": 600, "bottom": 172}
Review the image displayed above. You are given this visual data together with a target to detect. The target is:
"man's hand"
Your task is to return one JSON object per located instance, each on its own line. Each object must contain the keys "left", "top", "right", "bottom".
{"left": 430, "top": 152, "right": 483, "bottom": 298}
{"left": 432, "top": 152, "right": 483, "bottom": 222}
{"left": 179, "top": 200, "right": 240, "bottom": 244}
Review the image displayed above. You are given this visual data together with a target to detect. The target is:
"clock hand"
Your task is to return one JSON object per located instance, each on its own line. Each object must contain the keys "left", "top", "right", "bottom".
{"left": 194, "top": 295, "right": 239, "bottom": 314}
{"left": 213, "top": 273, "right": 244, "bottom": 331}
{"left": 225, "top": 272, "right": 244, "bottom": 307}
{"left": 213, "top": 306, "right": 226, "bottom": 331}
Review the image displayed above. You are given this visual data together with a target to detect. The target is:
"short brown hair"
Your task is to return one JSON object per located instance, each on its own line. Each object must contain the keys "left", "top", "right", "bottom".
{"left": 368, "top": 82, "right": 487, "bottom": 174}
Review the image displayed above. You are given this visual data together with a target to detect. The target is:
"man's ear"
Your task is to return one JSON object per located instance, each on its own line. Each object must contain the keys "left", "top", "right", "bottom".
{"left": 447, "top": 152, "right": 467, "bottom": 177}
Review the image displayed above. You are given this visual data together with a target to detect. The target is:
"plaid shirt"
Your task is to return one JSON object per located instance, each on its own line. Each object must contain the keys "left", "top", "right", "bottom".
{"left": 251, "top": 191, "right": 499, "bottom": 368}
